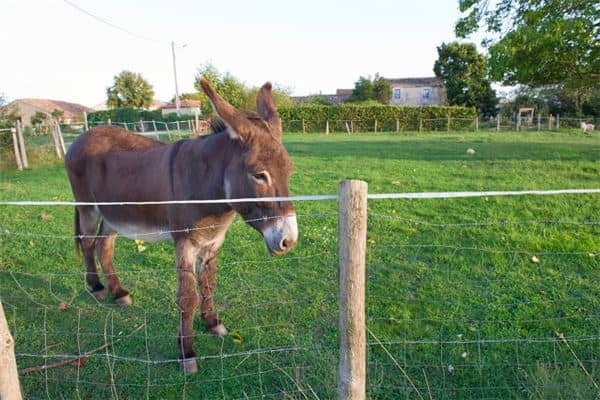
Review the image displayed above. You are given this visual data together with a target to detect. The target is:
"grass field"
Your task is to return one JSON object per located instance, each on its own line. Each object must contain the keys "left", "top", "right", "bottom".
{"left": 1, "top": 130, "right": 599, "bottom": 399}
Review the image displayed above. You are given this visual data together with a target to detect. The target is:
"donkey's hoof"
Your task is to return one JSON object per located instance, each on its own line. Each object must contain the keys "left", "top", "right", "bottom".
{"left": 116, "top": 294, "right": 132, "bottom": 307}
{"left": 208, "top": 323, "right": 228, "bottom": 337}
{"left": 92, "top": 289, "right": 106, "bottom": 301}
{"left": 180, "top": 358, "right": 198, "bottom": 374}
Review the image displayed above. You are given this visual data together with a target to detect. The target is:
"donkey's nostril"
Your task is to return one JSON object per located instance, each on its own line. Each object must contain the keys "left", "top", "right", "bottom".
{"left": 280, "top": 236, "right": 292, "bottom": 250}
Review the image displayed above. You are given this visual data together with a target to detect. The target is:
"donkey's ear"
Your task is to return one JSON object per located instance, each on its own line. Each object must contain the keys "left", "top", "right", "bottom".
{"left": 256, "top": 82, "right": 282, "bottom": 140}
{"left": 199, "top": 77, "right": 253, "bottom": 141}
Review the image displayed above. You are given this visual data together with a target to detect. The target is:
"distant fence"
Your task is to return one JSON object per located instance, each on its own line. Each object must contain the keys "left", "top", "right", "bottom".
{"left": 1, "top": 114, "right": 598, "bottom": 171}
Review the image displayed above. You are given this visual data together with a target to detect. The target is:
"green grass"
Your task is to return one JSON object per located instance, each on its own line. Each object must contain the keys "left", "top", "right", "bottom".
{"left": 1, "top": 130, "right": 599, "bottom": 399}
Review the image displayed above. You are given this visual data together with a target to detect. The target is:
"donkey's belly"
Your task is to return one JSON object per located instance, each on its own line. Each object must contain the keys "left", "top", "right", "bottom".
{"left": 104, "top": 219, "right": 171, "bottom": 243}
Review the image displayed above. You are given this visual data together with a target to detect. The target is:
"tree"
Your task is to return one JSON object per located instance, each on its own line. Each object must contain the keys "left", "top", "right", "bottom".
{"left": 30, "top": 111, "right": 47, "bottom": 126}
{"left": 348, "top": 77, "right": 373, "bottom": 102}
{"left": 0, "top": 94, "right": 18, "bottom": 129}
{"left": 456, "top": 0, "right": 599, "bottom": 112}
{"left": 348, "top": 76, "right": 391, "bottom": 104}
{"left": 106, "top": 71, "right": 154, "bottom": 109}
{"left": 193, "top": 62, "right": 294, "bottom": 115}
{"left": 372, "top": 78, "right": 392, "bottom": 104}
{"left": 51, "top": 108, "right": 64, "bottom": 122}
{"left": 434, "top": 42, "right": 497, "bottom": 114}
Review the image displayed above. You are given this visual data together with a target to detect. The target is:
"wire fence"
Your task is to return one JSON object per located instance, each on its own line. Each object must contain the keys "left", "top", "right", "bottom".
{"left": 1, "top": 188, "right": 599, "bottom": 398}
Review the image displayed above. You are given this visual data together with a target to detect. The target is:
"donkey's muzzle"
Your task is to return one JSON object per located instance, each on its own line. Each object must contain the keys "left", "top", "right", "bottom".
{"left": 263, "top": 215, "right": 298, "bottom": 256}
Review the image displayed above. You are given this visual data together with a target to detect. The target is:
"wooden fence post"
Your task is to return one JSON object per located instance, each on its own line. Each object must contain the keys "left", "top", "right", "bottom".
{"left": 556, "top": 114, "right": 560, "bottom": 129}
{"left": 537, "top": 114, "right": 541, "bottom": 131}
{"left": 83, "top": 111, "right": 89, "bottom": 131}
{"left": 447, "top": 115, "right": 451, "bottom": 132}
{"left": 475, "top": 116, "right": 479, "bottom": 131}
{"left": 16, "top": 120, "right": 28, "bottom": 168}
{"left": 0, "top": 300, "right": 23, "bottom": 400}
{"left": 419, "top": 117, "right": 422, "bottom": 133}
{"left": 176, "top": 120, "right": 181, "bottom": 134}
{"left": 51, "top": 123, "right": 62, "bottom": 159}
{"left": 302, "top": 119, "right": 306, "bottom": 134}
{"left": 338, "top": 180, "right": 367, "bottom": 400}
{"left": 345, "top": 121, "right": 351, "bottom": 134}
{"left": 139, "top": 119, "right": 145, "bottom": 133}
{"left": 152, "top": 120, "right": 157, "bottom": 132}
{"left": 10, "top": 128, "right": 23, "bottom": 171}
{"left": 374, "top": 119, "right": 378, "bottom": 133}
{"left": 548, "top": 114, "right": 553, "bottom": 130}
{"left": 195, "top": 110, "right": 200, "bottom": 134}
{"left": 350, "top": 120, "right": 354, "bottom": 133}
{"left": 55, "top": 123, "right": 66, "bottom": 155}
{"left": 496, "top": 115, "right": 500, "bottom": 132}
{"left": 325, "top": 120, "right": 330, "bottom": 135}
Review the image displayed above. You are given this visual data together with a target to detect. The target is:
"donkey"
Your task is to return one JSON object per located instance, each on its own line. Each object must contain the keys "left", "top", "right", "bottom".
{"left": 65, "top": 78, "right": 298, "bottom": 373}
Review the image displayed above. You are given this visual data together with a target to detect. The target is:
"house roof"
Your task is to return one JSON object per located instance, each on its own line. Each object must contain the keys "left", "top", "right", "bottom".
{"left": 12, "top": 98, "right": 93, "bottom": 115}
{"left": 388, "top": 77, "right": 444, "bottom": 87}
{"left": 162, "top": 99, "right": 201, "bottom": 109}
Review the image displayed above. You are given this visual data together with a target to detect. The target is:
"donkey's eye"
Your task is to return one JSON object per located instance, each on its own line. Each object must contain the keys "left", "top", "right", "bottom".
{"left": 251, "top": 171, "right": 271, "bottom": 185}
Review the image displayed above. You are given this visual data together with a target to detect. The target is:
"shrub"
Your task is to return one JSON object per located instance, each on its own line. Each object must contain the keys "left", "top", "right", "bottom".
{"left": 278, "top": 104, "right": 476, "bottom": 132}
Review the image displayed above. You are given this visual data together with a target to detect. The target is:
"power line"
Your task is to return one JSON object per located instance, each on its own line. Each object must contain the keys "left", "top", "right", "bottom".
{"left": 62, "top": 0, "right": 164, "bottom": 44}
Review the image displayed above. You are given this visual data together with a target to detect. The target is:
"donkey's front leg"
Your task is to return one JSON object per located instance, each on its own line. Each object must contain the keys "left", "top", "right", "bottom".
{"left": 175, "top": 239, "right": 200, "bottom": 374}
{"left": 199, "top": 254, "right": 227, "bottom": 336}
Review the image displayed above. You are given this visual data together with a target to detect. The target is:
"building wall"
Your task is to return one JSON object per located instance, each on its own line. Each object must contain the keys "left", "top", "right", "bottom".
{"left": 389, "top": 85, "right": 446, "bottom": 106}
{"left": 161, "top": 107, "right": 200, "bottom": 116}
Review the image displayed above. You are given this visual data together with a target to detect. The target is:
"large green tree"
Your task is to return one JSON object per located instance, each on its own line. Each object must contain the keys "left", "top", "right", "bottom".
{"left": 106, "top": 71, "right": 154, "bottom": 109}
{"left": 193, "top": 63, "right": 293, "bottom": 115}
{"left": 456, "top": 0, "right": 599, "bottom": 112}
{"left": 348, "top": 76, "right": 392, "bottom": 104}
{"left": 434, "top": 42, "right": 497, "bottom": 114}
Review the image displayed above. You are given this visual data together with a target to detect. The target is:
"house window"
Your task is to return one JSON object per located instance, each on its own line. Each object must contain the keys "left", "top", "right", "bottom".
{"left": 393, "top": 88, "right": 402, "bottom": 100}
{"left": 422, "top": 87, "right": 432, "bottom": 101}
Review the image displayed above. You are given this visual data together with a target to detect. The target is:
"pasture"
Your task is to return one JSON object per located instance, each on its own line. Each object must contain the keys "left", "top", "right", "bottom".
{"left": 1, "top": 130, "right": 599, "bottom": 399}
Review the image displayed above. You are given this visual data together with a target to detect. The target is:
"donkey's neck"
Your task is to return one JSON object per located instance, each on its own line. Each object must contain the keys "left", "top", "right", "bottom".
{"left": 177, "top": 131, "right": 242, "bottom": 204}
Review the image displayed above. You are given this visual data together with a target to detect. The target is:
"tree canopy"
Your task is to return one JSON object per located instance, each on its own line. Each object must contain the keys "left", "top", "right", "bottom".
{"left": 434, "top": 42, "right": 497, "bottom": 115}
{"left": 106, "top": 71, "right": 154, "bottom": 109}
{"left": 347, "top": 76, "right": 392, "bottom": 104}
{"left": 193, "top": 63, "right": 293, "bottom": 116}
{"left": 456, "top": 0, "right": 599, "bottom": 95}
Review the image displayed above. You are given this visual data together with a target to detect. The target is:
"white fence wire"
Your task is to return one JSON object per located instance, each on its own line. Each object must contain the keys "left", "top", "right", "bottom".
{"left": 1, "top": 189, "right": 599, "bottom": 399}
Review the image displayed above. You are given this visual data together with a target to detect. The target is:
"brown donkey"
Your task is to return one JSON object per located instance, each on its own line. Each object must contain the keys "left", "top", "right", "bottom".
{"left": 65, "top": 78, "right": 298, "bottom": 373}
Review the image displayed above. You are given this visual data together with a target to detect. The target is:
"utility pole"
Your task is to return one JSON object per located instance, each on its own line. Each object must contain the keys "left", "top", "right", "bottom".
{"left": 171, "top": 41, "right": 181, "bottom": 116}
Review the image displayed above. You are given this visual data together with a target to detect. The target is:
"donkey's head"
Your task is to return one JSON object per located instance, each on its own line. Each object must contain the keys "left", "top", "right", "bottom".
{"left": 200, "top": 77, "right": 297, "bottom": 256}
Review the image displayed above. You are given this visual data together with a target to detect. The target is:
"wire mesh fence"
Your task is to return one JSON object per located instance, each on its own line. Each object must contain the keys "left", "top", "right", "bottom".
{"left": 1, "top": 188, "right": 599, "bottom": 398}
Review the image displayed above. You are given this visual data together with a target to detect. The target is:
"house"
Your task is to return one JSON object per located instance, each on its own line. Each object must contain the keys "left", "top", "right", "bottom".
{"left": 7, "top": 98, "right": 93, "bottom": 126}
{"left": 292, "top": 77, "right": 446, "bottom": 106}
{"left": 388, "top": 77, "right": 446, "bottom": 106}
{"left": 161, "top": 99, "right": 201, "bottom": 116}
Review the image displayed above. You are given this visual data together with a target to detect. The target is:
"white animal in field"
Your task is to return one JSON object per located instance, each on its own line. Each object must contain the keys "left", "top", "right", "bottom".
{"left": 466, "top": 148, "right": 476, "bottom": 155}
{"left": 580, "top": 122, "right": 595, "bottom": 132}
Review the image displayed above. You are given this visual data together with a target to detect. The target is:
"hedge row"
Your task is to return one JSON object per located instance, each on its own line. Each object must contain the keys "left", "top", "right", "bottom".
{"left": 277, "top": 105, "right": 476, "bottom": 132}
{"left": 87, "top": 108, "right": 194, "bottom": 124}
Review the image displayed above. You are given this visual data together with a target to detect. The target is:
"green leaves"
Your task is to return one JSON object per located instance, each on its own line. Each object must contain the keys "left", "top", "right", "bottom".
{"left": 106, "top": 71, "right": 154, "bottom": 109}
{"left": 455, "top": 0, "right": 599, "bottom": 97}
{"left": 434, "top": 42, "right": 497, "bottom": 115}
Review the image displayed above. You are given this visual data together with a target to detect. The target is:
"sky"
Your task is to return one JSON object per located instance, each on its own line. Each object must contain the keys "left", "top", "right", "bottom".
{"left": 0, "top": 0, "right": 476, "bottom": 107}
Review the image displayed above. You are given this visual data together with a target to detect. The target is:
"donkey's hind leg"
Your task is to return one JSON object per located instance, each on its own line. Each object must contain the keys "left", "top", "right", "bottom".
{"left": 96, "top": 223, "right": 132, "bottom": 306}
{"left": 77, "top": 206, "right": 105, "bottom": 300}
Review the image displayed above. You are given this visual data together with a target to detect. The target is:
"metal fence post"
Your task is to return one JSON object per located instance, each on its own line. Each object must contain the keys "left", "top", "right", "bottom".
{"left": 338, "top": 180, "right": 367, "bottom": 400}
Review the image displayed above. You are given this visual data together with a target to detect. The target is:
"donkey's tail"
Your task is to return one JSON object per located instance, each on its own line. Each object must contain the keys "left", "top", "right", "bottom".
{"left": 74, "top": 207, "right": 82, "bottom": 258}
